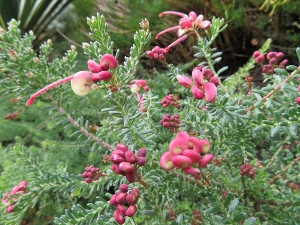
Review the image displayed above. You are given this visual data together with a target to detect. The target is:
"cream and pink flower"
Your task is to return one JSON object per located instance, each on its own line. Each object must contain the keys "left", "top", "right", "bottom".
{"left": 26, "top": 54, "right": 118, "bottom": 106}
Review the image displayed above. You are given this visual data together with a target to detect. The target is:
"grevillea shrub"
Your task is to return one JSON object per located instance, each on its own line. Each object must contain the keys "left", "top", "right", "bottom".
{"left": 0, "top": 10, "right": 300, "bottom": 225}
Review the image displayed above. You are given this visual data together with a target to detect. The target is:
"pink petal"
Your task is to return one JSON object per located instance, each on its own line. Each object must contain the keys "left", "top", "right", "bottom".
{"left": 172, "top": 155, "right": 192, "bottom": 168}
{"left": 187, "top": 137, "right": 203, "bottom": 153}
{"left": 192, "top": 68, "right": 205, "bottom": 86}
{"left": 182, "top": 167, "right": 200, "bottom": 179}
{"left": 176, "top": 131, "right": 190, "bottom": 139}
{"left": 169, "top": 137, "right": 188, "bottom": 155}
{"left": 100, "top": 54, "right": 118, "bottom": 70}
{"left": 191, "top": 85, "right": 205, "bottom": 100}
{"left": 204, "top": 82, "right": 217, "bottom": 103}
{"left": 182, "top": 149, "right": 201, "bottom": 163}
{"left": 198, "top": 154, "right": 214, "bottom": 168}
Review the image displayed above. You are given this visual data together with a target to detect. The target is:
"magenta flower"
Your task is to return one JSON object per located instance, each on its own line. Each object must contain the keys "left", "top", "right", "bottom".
{"left": 160, "top": 152, "right": 174, "bottom": 170}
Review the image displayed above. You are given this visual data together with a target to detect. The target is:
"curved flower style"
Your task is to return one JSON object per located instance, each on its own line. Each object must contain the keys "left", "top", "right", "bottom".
{"left": 26, "top": 54, "right": 118, "bottom": 106}
{"left": 156, "top": 11, "right": 211, "bottom": 39}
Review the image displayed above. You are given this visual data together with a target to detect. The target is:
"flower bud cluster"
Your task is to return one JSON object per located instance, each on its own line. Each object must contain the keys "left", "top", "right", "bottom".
{"left": 159, "top": 113, "right": 180, "bottom": 132}
{"left": 146, "top": 46, "right": 168, "bottom": 60}
{"left": 2, "top": 181, "right": 27, "bottom": 213}
{"left": 160, "top": 94, "right": 180, "bottom": 108}
{"left": 252, "top": 51, "right": 265, "bottom": 64}
{"left": 110, "top": 184, "right": 140, "bottom": 224}
{"left": 110, "top": 144, "right": 147, "bottom": 183}
{"left": 288, "top": 183, "right": 299, "bottom": 191}
{"left": 177, "top": 66, "right": 218, "bottom": 103}
{"left": 262, "top": 51, "right": 288, "bottom": 75}
{"left": 191, "top": 209, "right": 203, "bottom": 225}
{"left": 81, "top": 165, "right": 103, "bottom": 183}
{"left": 87, "top": 54, "right": 118, "bottom": 82}
{"left": 160, "top": 131, "right": 213, "bottom": 179}
{"left": 240, "top": 163, "right": 256, "bottom": 179}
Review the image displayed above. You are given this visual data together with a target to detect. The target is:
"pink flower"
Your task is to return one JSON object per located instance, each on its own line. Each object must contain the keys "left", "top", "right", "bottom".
{"left": 157, "top": 11, "right": 211, "bottom": 38}
{"left": 176, "top": 75, "right": 193, "bottom": 88}
{"left": 160, "top": 152, "right": 174, "bottom": 170}
{"left": 126, "top": 205, "right": 137, "bottom": 217}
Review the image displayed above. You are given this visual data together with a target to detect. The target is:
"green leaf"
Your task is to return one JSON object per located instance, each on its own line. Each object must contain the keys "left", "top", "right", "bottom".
{"left": 243, "top": 217, "right": 257, "bottom": 225}
{"left": 296, "top": 47, "right": 300, "bottom": 61}
{"left": 228, "top": 198, "right": 239, "bottom": 213}
{"left": 142, "top": 210, "right": 156, "bottom": 216}
{"left": 286, "top": 65, "right": 298, "bottom": 70}
{"left": 223, "top": 193, "right": 233, "bottom": 208}
{"left": 289, "top": 123, "right": 298, "bottom": 136}
{"left": 176, "top": 214, "right": 183, "bottom": 224}
{"left": 204, "top": 206, "right": 221, "bottom": 214}
{"left": 233, "top": 212, "right": 247, "bottom": 222}
{"left": 274, "top": 68, "right": 288, "bottom": 76}
{"left": 270, "top": 126, "right": 280, "bottom": 137}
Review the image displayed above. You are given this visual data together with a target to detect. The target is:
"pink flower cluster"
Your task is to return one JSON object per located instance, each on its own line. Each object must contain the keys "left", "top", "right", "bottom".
{"left": 160, "top": 131, "right": 213, "bottom": 179}
{"left": 160, "top": 94, "right": 180, "bottom": 108}
{"left": 252, "top": 51, "right": 265, "bottom": 64}
{"left": 157, "top": 11, "right": 211, "bottom": 39}
{"left": 110, "top": 184, "right": 139, "bottom": 224}
{"left": 240, "top": 163, "right": 256, "bottom": 179}
{"left": 159, "top": 113, "right": 180, "bottom": 132}
{"left": 2, "top": 181, "right": 27, "bottom": 213}
{"left": 252, "top": 50, "right": 288, "bottom": 75}
{"left": 146, "top": 46, "right": 167, "bottom": 60}
{"left": 87, "top": 54, "right": 118, "bottom": 82}
{"left": 177, "top": 66, "right": 218, "bottom": 103}
{"left": 110, "top": 144, "right": 147, "bottom": 183}
{"left": 81, "top": 165, "right": 103, "bottom": 183}
{"left": 26, "top": 54, "right": 118, "bottom": 106}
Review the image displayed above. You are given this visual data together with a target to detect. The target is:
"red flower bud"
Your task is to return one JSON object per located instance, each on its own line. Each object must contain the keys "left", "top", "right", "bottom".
{"left": 137, "top": 157, "right": 146, "bottom": 166}
{"left": 119, "top": 184, "right": 128, "bottom": 193}
{"left": 116, "top": 193, "right": 127, "bottom": 204}
{"left": 126, "top": 205, "right": 137, "bottom": 217}
{"left": 119, "top": 162, "right": 135, "bottom": 173}
{"left": 125, "top": 150, "right": 137, "bottom": 164}
{"left": 114, "top": 209, "right": 125, "bottom": 224}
